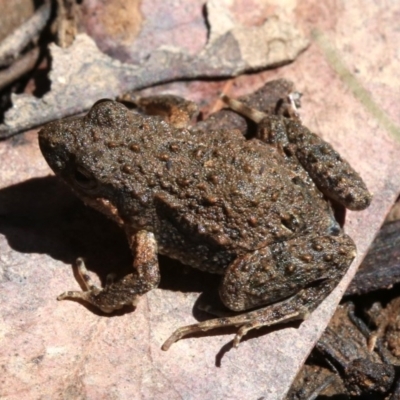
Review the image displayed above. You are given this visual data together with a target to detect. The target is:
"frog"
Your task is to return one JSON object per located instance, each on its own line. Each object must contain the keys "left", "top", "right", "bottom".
{"left": 38, "top": 79, "right": 372, "bottom": 350}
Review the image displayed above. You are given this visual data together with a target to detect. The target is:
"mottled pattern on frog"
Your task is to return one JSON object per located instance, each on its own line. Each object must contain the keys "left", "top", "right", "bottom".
{"left": 38, "top": 80, "right": 372, "bottom": 349}
{"left": 40, "top": 101, "right": 338, "bottom": 268}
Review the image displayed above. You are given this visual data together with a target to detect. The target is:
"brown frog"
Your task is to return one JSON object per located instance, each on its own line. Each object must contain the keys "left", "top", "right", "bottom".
{"left": 38, "top": 80, "right": 372, "bottom": 350}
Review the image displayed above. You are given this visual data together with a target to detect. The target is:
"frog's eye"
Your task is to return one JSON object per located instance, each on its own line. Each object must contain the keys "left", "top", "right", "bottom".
{"left": 93, "top": 98, "right": 114, "bottom": 107}
{"left": 73, "top": 166, "right": 97, "bottom": 189}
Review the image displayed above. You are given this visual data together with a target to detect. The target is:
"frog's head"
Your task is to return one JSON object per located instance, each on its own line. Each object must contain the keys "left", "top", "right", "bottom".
{"left": 38, "top": 100, "right": 147, "bottom": 211}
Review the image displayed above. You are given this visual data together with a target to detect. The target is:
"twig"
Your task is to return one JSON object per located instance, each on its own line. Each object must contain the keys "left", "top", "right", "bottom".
{"left": 0, "top": 2, "right": 51, "bottom": 67}
{"left": 0, "top": 48, "right": 40, "bottom": 91}
{"left": 56, "top": 0, "right": 79, "bottom": 48}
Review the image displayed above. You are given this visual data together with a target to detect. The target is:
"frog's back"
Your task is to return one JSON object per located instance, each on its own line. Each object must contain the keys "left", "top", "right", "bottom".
{"left": 39, "top": 100, "right": 334, "bottom": 255}
{"left": 142, "top": 126, "right": 333, "bottom": 253}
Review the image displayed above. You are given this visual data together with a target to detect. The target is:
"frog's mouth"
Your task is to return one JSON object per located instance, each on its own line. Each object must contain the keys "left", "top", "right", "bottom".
{"left": 38, "top": 117, "right": 81, "bottom": 178}
{"left": 39, "top": 124, "right": 66, "bottom": 172}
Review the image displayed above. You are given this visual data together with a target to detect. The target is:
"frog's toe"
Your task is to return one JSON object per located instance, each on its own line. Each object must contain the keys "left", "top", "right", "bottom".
{"left": 69, "top": 257, "right": 101, "bottom": 291}
{"left": 57, "top": 257, "right": 103, "bottom": 303}
{"left": 57, "top": 289, "right": 97, "bottom": 303}
{"left": 233, "top": 323, "right": 253, "bottom": 348}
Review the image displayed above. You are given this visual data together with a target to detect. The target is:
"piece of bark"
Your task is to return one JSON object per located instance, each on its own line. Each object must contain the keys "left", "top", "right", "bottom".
{"left": 386, "top": 198, "right": 400, "bottom": 223}
{"left": 287, "top": 304, "right": 396, "bottom": 399}
{"left": 0, "top": 47, "right": 40, "bottom": 91}
{"left": 0, "top": 1, "right": 308, "bottom": 138}
{"left": 346, "top": 220, "right": 400, "bottom": 296}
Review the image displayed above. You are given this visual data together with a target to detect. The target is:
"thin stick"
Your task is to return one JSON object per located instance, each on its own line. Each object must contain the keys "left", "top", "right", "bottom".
{"left": 0, "top": 2, "right": 51, "bottom": 67}
{"left": 0, "top": 47, "right": 40, "bottom": 91}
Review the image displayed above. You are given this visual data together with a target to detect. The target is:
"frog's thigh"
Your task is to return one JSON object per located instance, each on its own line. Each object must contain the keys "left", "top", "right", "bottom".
{"left": 220, "top": 234, "right": 356, "bottom": 312}
{"left": 162, "top": 234, "right": 356, "bottom": 350}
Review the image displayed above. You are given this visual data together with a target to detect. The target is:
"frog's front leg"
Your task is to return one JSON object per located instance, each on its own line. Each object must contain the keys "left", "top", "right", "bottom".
{"left": 58, "top": 230, "right": 160, "bottom": 313}
{"left": 162, "top": 234, "right": 355, "bottom": 350}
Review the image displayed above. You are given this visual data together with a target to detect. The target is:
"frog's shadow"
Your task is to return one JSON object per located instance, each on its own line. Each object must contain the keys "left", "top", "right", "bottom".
{"left": 0, "top": 176, "right": 333, "bottom": 357}
{"left": 0, "top": 175, "right": 223, "bottom": 308}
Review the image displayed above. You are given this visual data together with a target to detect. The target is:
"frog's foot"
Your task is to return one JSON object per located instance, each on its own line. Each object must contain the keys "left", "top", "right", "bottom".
{"left": 58, "top": 230, "right": 160, "bottom": 313}
{"left": 57, "top": 257, "right": 102, "bottom": 303}
{"left": 57, "top": 258, "right": 139, "bottom": 313}
{"left": 163, "top": 279, "right": 336, "bottom": 351}
{"left": 223, "top": 79, "right": 302, "bottom": 119}
{"left": 285, "top": 92, "right": 302, "bottom": 120}
{"left": 221, "top": 94, "right": 267, "bottom": 124}
{"left": 163, "top": 234, "right": 356, "bottom": 350}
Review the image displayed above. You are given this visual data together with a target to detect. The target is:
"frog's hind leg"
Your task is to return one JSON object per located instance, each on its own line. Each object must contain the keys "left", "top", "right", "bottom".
{"left": 162, "top": 279, "right": 331, "bottom": 351}
{"left": 162, "top": 233, "right": 356, "bottom": 350}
